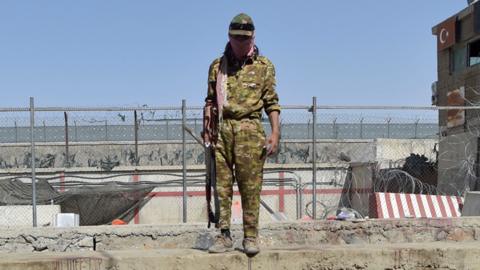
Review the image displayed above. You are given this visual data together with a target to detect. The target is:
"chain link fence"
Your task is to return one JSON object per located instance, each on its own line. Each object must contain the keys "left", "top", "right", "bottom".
{"left": 1, "top": 98, "right": 477, "bottom": 227}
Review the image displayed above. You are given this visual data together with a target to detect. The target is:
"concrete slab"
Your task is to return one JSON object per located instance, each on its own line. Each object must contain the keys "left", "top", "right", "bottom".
{"left": 462, "top": 191, "right": 480, "bottom": 216}
{"left": 1, "top": 242, "right": 480, "bottom": 270}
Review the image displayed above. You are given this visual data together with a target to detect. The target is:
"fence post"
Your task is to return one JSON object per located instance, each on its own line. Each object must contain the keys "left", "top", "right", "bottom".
{"left": 14, "top": 121, "right": 18, "bottom": 143}
{"left": 134, "top": 110, "right": 139, "bottom": 166}
{"left": 64, "top": 112, "right": 70, "bottom": 168}
{"left": 104, "top": 120, "right": 108, "bottom": 141}
{"left": 296, "top": 177, "right": 303, "bottom": 220}
{"left": 333, "top": 117, "right": 337, "bottom": 139}
{"left": 414, "top": 119, "right": 419, "bottom": 139}
{"left": 43, "top": 121, "right": 47, "bottom": 142}
{"left": 29, "top": 97, "right": 37, "bottom": 227}
{"left": 165, "top": 117, "right": 169, "bottom": 140}
{"left": 360, "top": 117, "right": 364, "bottom": 139}
{"left": 74, "top": 120, "right": 77, "bottom": 142}
{"left": 311, "top": 97, "right": 317, "bottom": 219}
{"left": 386, "top": 117, "right": 391, "bottom": 138}
{"left": 182, "top": 100, "right": 187, "bottom": 223}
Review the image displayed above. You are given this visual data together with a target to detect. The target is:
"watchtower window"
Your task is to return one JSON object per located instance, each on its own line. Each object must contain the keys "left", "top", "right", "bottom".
{"left": 468, "top": 39, "right": 480, "bottom": 66}
{"left": 453, "top": 46, "right": 466, "bottom": 72}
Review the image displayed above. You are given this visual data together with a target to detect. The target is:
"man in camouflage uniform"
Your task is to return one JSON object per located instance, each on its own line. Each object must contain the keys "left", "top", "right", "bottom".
{"left": 203, "top": 13, "right": 280, "bottom": 256}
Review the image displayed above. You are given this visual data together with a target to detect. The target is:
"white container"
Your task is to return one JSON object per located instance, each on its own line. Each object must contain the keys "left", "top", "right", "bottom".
{"left": 53, "top": 213, "right": 80, "bottom": 227}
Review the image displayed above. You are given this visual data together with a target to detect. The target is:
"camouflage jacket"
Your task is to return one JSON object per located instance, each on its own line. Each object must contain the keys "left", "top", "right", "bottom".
{"left": 206, "top": 51, "right": 281, "bottom": 120}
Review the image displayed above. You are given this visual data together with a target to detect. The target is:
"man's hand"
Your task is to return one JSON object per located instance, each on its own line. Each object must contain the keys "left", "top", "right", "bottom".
{"left": 266, "top": 131, "right": 279, "bottom": 156}
{"left": 266, "top": 110, "right": 280, "bottom": 156}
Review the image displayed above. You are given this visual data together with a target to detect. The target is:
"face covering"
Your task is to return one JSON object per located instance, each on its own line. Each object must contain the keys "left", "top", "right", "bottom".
{"left": 229, "top": 36, "right": 255, "bottom": 60}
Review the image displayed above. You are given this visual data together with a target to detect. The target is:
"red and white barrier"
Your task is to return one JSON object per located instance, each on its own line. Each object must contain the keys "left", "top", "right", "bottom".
{"left": 370, "top": 192, "right": 463, "bottom": 219}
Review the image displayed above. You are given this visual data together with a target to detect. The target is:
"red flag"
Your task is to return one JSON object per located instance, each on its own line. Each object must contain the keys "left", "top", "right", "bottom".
{"left": 437, "top": 17, "right": 456, "bottom": 51}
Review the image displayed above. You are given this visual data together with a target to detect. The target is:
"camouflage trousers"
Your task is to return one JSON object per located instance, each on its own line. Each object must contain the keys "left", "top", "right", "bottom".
{"left": 215, "top": 118, "right": 266, "bottom": 239}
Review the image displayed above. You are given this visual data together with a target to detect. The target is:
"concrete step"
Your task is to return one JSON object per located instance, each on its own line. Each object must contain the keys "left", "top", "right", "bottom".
{"left": 2, "top": 217, "right": 480, "bottom": 253}
{"left": 2, "top": 242, "right": 480, "bottom": 270}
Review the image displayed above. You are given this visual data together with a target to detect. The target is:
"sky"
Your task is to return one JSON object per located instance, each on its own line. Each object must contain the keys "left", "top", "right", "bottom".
{"left": 0, "top": 1, "right": 467, "bottom": 108}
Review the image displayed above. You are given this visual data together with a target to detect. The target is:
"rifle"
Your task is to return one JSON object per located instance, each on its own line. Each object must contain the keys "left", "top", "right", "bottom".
{"left": 183, "top": 125, "right": 220, "bottom": 228}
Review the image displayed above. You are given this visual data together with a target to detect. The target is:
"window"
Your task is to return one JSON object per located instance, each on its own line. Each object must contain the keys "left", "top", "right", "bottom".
{"left": 468, "top": 39, "right": 480, "bottom": 66}
{"left": 453, "top": 46, "right": 467, "bottom": 72}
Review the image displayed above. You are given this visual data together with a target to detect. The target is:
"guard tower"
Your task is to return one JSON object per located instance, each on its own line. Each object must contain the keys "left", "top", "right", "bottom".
{"left": 432, "top": 0, "right": 480, "bottom": 195}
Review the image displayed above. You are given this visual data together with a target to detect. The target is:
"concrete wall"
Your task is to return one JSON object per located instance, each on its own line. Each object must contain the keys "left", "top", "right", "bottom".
{"left": 0, "top": 139, "right": 436, "bottom": 170}
{"left": 375, "top": 138, "right": 437, "bottom": 168}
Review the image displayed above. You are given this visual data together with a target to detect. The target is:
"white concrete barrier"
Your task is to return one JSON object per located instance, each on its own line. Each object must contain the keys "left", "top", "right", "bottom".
{"left": 0, "top": 205, "right": 61, "bottom": 227}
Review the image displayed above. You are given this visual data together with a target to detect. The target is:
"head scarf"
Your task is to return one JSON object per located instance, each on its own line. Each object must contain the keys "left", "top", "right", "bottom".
{"left": 228, "top": 36, "right": 255, "bottom": 60}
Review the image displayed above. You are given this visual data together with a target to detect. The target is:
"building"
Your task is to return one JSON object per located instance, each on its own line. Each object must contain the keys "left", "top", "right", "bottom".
{"left": 432, "top": 0, "right": 480, "bottom": 194}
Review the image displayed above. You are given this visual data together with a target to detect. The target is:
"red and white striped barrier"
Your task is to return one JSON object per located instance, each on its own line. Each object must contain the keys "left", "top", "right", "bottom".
{"left": 370, "top": 192, "right": 464, "bottom": 219}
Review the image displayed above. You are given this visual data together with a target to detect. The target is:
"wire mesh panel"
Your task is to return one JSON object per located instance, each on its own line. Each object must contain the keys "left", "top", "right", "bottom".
{"left": 277, "top": 107, "right": 312, "bottom": 140}
{"left": 316, "top": 109, "right": 438, "bottom": 140}
{"left": 0, "top": 110, "right": 38, "bottom": 227}
{"left": 0, "top": 111, "right": 31, "bottom": 144}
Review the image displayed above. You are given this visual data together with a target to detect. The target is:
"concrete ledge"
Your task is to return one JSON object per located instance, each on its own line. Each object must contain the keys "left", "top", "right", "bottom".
{"left": 1, "top": 217, "right": 480, "bottom": 253}
{"left": 2, "top": 242, "right": 480, "bottom": 270}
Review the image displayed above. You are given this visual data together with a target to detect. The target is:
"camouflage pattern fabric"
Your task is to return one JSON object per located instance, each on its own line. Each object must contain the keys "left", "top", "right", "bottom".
{"left": 215, "top": 118, "right": 266, "bottom": 238}
{"left": 205, "top": 52, "right": 281, "bottom": 239}
{"left": 230, "top": 13, "right": 254, "bottom": 27}
{"left": 206, "top": 55, "right": 280, "bottom": 120}
{"left": 229, "top": 13, "right": 255, "bottom": 36}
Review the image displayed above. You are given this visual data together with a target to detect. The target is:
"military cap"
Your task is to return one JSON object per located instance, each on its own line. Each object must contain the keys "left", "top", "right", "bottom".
{"left": 229, "top": 13, "right": 255, "bottom": 36}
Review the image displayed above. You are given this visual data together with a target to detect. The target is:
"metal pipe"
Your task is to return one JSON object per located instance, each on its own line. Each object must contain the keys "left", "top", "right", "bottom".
{"left": 182, "top": 99, "right": 187, "bottom": 223}
{"left": 64, "top": 112, "right": 70, "bottom": 168}
{"left": 299, "top": 176, "right": 303, "bottom": 220}
{"left": 29, "top": 97, "right": 37, "bottom": 227}
{"left": 3, "top": 104, "right": 480, "bottom": 112}
{"left": 296, "top": 182, "right": 301, "bottom": 220}
{"left": 312, "top": 96, "right": 317, "bottom": 219}
{"left": 134, "top": 110, "right": 139, "bottom": 166}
